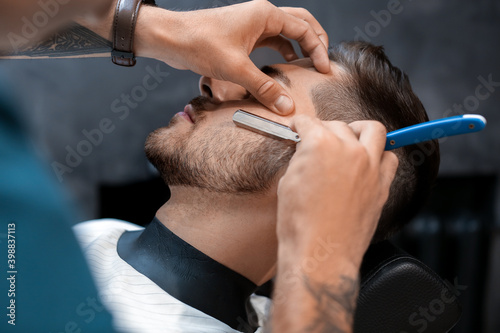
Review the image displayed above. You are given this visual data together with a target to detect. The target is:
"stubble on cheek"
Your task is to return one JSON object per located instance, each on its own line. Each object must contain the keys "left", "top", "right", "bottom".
{"left": 146, "top": 119, "right": 296, "bottom": 194}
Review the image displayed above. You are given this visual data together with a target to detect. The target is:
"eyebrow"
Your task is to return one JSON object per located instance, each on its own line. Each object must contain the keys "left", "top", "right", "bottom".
{"left": 260, "top": 65, "right": 292, "bottom": 88}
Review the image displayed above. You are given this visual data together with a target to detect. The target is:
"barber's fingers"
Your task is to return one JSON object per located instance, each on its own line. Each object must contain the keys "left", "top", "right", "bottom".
{"left": 379, "top": 151, "right": 399, "bottom": 199}
{"left": 348, "top": 120, "right": 388, "bottom": 159}
{"left": 292, "top": 118, "right": 388, "bottom": 154}
{"left": 291, "top": 115, "right": 359, "bottom": 146}
{"left": 280, "top": 7, "right": 329, "bottom": 48}
{"left": 279, "top": 7, "right": 329, "bottom": 58}
{"left": 322, "top": 120, "right": 359, "bottom": 142}
{"left": 236, "top": 57, "right": 295, "bottom": 115}
{"left": 381, "top": 151, "right": 399, "bottom": 181}
{"left": 255, "top": 35, "right": 299, "bottom": 62}
{"left": 275, "top": 8, "right": 330, "bottom": 74}
{"left": 349, "top": 120, "right": 399, "bottom": 195}
{"left": 290, "top": 115, "right": 359, "bottom": 155}
{"left": 290, "top": 115, "right": 330, "bottom": 143}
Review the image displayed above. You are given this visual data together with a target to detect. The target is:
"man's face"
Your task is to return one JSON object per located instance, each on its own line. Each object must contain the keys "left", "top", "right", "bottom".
{"left": 145, "top": 59, "right": 339, "bottom": 194}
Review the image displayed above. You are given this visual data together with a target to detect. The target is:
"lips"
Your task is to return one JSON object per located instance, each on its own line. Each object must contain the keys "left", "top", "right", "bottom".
{"left": 181, "top": 96, "right": 211, "bottom": 124}
{"left": 184, "top": 104, "right": 195, "bottom": 123}
{"left": 174, "top": 104, "right": 195, "bottom": 124}
{"left": 176, "top": 111, "right": 193, "bottom": 123}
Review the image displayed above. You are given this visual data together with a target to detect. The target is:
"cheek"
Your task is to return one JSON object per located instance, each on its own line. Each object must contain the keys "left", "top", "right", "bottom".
{"left": 238, "top": 107, "right": 292, "bottom": 127}
{"left": 187, "top": 121, "right": 268, "bottom": 163}
{"left": 299, "top": 104, "right": 317, "bottom": 118}
{"left": 292, "top": 93, "right": 317, "bottom": 118}
{"left": 239, "top": 96, "right": 316, "bottom": 126}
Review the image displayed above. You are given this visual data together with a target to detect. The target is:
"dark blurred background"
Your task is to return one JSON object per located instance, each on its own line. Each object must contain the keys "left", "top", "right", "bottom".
{"left": 0, "top": 0, "right": 498, "bottom": 332}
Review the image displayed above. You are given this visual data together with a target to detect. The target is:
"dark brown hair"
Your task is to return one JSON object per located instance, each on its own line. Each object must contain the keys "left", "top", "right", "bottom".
{"left": 311, "top": 41, "right": 440, "bottom": 242}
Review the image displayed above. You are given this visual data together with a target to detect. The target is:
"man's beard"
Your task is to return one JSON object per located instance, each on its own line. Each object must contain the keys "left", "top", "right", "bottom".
{"left": 144, "top": 98, "right": 295, "bottom": 194}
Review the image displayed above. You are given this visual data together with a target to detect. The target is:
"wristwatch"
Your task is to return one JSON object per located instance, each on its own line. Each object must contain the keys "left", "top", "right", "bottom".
{"left": 111, "top": 0, "right": 156, "bottom": 67}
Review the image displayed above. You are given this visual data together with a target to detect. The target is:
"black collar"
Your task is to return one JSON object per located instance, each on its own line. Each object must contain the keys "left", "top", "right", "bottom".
{"left": 117, "top": 217, "right": 259, "bottom": 332}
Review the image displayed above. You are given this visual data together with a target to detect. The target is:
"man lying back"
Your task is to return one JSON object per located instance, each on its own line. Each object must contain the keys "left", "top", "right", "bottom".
{"left": 73, "top": 41, "right": 440, "bottom": 333}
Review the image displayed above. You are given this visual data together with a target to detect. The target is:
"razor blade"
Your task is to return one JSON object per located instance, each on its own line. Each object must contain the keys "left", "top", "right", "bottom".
{"left": 232, "top": 110, "right": 487, "bottom": 150}
{"left": 233, "top": 109, "right": 301, "bottom": 143}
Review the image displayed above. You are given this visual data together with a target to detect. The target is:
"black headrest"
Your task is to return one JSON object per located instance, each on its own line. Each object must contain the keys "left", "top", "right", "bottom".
{"left": 354, "top": 241, "right": 462, "bottom": 333}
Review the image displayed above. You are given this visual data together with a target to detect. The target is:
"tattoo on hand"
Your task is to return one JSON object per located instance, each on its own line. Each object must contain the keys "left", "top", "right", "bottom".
{"left": 302, "top": 274, "right": 360, "bottom": 333}
{"left": 1, "top": 23, "right": 111, "bottom": 59}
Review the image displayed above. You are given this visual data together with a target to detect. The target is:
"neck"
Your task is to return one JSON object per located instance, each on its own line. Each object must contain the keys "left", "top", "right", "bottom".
{"left": 156, "top": 186, "right": 278, "bottom": 286}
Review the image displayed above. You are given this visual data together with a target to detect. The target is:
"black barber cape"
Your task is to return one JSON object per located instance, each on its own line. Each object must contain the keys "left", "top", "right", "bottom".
{"left": 117, "top": 217, "right": 260, "bottom": 332}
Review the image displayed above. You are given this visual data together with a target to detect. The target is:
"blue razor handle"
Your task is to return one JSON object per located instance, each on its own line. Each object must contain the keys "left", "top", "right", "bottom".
{"left": 385, "top": 114, "right": 487, "bottom": 150}
{"left": 233, "top": 110, "right": 487, "bottom": 149}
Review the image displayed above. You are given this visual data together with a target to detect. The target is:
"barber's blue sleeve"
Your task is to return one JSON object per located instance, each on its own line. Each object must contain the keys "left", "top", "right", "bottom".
{"left": 0, "top": 84, "right": 116, "bottom": 332}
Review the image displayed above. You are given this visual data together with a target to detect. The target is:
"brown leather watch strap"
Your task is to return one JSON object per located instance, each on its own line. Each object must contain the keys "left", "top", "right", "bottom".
{"left": 112, "top": 0, "right": 142, "bottom": 66}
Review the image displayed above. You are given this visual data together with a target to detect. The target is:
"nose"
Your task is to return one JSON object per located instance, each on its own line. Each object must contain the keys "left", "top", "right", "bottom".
{"left": 198, "top": 76, "right": 248, "bottom": 103}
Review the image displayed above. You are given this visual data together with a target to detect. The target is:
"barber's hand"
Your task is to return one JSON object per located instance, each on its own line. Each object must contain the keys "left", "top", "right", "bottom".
{"left": 273, "top": 118, "right": 398, "bottom": 333}
{"left": 276, "top": 116, "right": 398, "bottom": 267}
{"left": 134, "top": 0, "right": 329, "bottom": 115}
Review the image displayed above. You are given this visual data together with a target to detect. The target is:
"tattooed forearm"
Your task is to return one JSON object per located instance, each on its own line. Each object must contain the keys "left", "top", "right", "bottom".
{"left": 302, "top": 274, "right": 360, "bottom": 333}
{"left": 0, "top": 23, "right": 111, "bottom": 59}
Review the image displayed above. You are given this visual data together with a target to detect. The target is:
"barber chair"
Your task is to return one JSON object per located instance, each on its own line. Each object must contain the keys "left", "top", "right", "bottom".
{"left": 353, "top": 240, "right": 462, "bottom": 332}
{"left": 255, "top": 240, "right": 462, "bottom": 332}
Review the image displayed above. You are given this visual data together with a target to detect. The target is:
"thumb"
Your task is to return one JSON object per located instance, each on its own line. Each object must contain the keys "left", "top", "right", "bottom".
{"left": 238, "top": 60, "right": 295, "bottom": 115}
